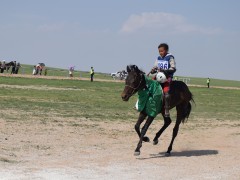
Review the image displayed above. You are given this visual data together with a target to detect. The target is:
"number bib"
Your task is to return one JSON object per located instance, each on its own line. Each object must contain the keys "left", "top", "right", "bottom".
{"left": 158, "top": 60, "right": 169, "bottom": 70}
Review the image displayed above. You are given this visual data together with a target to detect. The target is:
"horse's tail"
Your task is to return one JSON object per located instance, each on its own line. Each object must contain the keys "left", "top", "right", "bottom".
{"left": 171, "top": 80, "right": 195, "bottom": 123}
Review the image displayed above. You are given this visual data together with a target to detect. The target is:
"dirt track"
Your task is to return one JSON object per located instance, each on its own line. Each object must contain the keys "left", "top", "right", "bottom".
{"left": 0, "top": 116, "right": 240, "bottom": 179}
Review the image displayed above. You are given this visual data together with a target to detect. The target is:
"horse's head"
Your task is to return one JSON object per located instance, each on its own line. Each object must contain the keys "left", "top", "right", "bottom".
{"left": 121, "top": 65, "right": 145, "bottom": 101}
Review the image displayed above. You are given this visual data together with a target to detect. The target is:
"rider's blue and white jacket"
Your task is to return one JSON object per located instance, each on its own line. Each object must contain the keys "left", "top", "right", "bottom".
{"left": 154, "top": 53, "right": 176, "bottom": 77}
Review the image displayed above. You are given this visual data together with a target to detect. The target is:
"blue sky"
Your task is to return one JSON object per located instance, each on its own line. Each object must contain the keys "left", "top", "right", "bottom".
{"left": 0, "top": 0, "right": 239, "bottom": 80}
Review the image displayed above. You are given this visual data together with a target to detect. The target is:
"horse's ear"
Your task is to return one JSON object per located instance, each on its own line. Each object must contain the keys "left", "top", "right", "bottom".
{"left": 133, "top": 65, "right": 139, "bottom": 73}
{"left": 126, "top": 65, "right": 131, "bottom": 73}
{"left": 127, "top": 65, "right": 140, "bottom": 73}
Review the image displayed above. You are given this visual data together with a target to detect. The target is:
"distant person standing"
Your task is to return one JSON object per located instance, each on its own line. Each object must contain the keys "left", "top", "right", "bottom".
{"left": 90, "top": 67, "right": 94, "bottom": 82}
{"left": 0, "top": 60, "right": 6, "bottom": 73}
{"left": 207, "top": 78, "right": 210, "bottom": 88}
{"left": 69, "top": 66, "right": 74, "bottom": 77}
{"left": 11, "top": 61, "right": 17, "bottom": 74}
{"left": 33, "top": 66, "right": 36, "bottom": 75}
{"left": 15, "top": 62, "right": 21, "bottom": 74}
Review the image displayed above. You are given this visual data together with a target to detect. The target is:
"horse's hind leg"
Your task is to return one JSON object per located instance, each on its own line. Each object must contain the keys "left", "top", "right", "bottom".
{"left": 134, "top": 116, "right": 154, "bottom": 155}
{"left": 166, "top": 105, "right": 185, "bottom": 155}
{"left": 153, "top": 115, "right": 172, "bottom": 145}
{"left": 135, "top": 112, "right": 149, "bottom": 142}
{"left": 166, "top": 119, "right": 181, "bottom": 156}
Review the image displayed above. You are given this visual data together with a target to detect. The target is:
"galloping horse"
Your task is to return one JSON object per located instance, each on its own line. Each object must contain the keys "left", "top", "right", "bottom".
{"left": 121, "top": 65, "right": 194, "bottom": 156}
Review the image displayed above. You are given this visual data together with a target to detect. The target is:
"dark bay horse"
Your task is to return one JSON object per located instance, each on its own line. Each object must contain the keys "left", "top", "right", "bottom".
{"left": 121, "top": 65, "right": 194, "bottom": 156}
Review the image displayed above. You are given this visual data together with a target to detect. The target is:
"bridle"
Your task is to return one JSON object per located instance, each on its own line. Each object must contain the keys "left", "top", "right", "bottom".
{"left": 124, "top": 73, "right": 144, "bottom": 96}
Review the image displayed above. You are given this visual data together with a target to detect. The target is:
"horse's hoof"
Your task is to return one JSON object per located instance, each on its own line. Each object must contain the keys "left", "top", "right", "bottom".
{"left": 165, "top": 152, "right": 171, "bottom": 157}
{"left": 143, "top": 136, "right": 150, "bottom": 142}
{"left": 153, "top": 139, "right": 158, "bottom": 145}
{"left": 134, "top": 151, "right": 140, "bottom": 156}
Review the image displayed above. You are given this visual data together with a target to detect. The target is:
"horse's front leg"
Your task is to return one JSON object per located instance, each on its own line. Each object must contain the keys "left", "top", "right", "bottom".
{"left": 135, "top": 112, "right": 150, "bottom": 142}
{"left": 134, "top": 116, "right": 154, "bottom": 156}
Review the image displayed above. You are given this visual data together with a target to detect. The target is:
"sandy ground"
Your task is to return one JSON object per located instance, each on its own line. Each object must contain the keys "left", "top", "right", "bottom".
{"left": 0, "top": 114, "right": 240, "bottom": 180}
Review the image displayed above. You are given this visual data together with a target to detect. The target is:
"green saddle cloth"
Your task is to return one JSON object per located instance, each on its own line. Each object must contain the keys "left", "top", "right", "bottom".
{"left": 137, "top": 75, "right": 163, "bottom": 117}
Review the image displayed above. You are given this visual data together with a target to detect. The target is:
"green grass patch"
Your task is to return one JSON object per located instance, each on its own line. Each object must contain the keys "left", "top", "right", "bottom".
{"left": 188, "top": 87, "right": 240, "bottom": 121}
{"left": 0, "top": 76, "right": 239, "bottom": 123}
{"left": 0, "top": 77, "right": 137, "bottom": 121}
{"left": 177, "top": 76, "right": 240, "bottom": 88}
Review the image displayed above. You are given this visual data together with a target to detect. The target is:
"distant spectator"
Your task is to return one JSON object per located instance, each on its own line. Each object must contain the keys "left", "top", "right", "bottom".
{"left": 0, "top": 60, "right": 6, "bottom": 73}
{"left": 11, "top": 61, "right": 17, "bottom": 74}
{"left": 207, "top": 78, "right": 210, "bottom": 88}
{"left": 69, "top": 66, "right": 74, "bottom": 77}
{"left": 36, "top": 64, "right": 45, "bottom": 75}
{"left": 0, "top": 61, "right": 2, "bottom": 73}
{"left": 90, "top": 67, "right": 94, "bottom": 82}
{"left": 15, "top": 62, "right": 21, "bottom": 74}
{"left": 36, "top": 65, "right": 40, "bottom": 75}
{"left": 33, "top": 66, "right": 36, "bottom": 75}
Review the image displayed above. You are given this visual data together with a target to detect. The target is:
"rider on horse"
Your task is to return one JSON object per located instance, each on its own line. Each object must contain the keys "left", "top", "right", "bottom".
{"left": 151, "top": 43, "right": 176, "bottom": 117}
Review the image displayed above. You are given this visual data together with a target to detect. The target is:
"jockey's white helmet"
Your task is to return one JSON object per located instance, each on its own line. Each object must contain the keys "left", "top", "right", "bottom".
{"left": 156, "top": 72, "right": 167, "bottom": 83}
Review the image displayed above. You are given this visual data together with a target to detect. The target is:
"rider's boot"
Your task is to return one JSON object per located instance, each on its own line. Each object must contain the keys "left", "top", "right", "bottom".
{"left": 164, "top": 92, "right": 170, "bottom": 117}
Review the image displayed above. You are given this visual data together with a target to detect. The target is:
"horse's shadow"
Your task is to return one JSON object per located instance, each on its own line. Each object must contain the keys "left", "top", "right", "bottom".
{"left": 137, "top": 150, "right": 218, "bottom": 160}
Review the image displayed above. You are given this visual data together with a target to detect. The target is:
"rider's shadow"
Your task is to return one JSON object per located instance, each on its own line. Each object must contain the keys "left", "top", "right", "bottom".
{"left": 137, "top": 150, "right": 218, "bottom": 160}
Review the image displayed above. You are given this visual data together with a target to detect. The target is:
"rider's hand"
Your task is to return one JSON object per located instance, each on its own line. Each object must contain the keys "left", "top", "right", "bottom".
{"left": 151, "top": 67, "right": 157, "bottom": 74}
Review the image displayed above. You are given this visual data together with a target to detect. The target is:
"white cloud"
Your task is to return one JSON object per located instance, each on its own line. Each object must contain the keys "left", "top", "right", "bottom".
{"left": 120, "top": 12, "right": 222, "bottom": 34}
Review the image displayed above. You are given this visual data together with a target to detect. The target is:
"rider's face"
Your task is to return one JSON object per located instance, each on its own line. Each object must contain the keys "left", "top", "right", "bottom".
{"left": 158, "top": 47, "right": 167, "bottom": 57}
